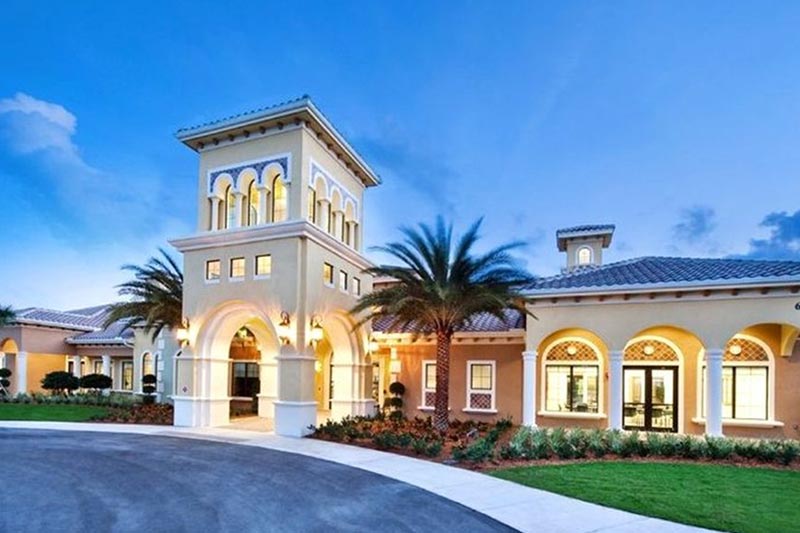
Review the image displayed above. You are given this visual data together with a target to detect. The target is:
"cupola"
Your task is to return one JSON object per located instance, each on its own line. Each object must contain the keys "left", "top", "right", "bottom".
{"left": 556, "top": 224, "right": 615, "bottom": 272}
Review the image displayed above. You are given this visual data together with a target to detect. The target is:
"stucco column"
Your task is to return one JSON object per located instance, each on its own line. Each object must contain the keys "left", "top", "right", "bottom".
{"left": 522, "top": 350, "right": 537, "bottom": 426}
{"left": 257, "top": 357, "right": 278, "bottom": 419}
{"left": 72, "top": 355, "right": 82, "bottom": 377}
{"left": 233, "top": 192, "right": 244, "bottom": 228}
{"left": 258, "top": 186, "right": 269, "bottom": 225}
{"left": 101, "top": 355, "right": 112, "bottom": 396}
{"left": 210, "top": 197, "right": 221, "bottom": 231}
{"left": 274, "top": 345, "right": 317, "bottom": 437}
{"left": 609, "top": 350, "right": 624, "bottom": 430}
{"left": 16, "top": 351, "right": 27, "bottom": 395}
{"left": 318, "top": 200, "right": 330, "bottom": 232}
{"left": 705, "top": 348, "right": 724, "bottom": 437}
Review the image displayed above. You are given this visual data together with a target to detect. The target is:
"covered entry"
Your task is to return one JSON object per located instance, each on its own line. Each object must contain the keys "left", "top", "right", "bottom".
{"left": 622, "top": 337, "right": 681, "bottom": 432}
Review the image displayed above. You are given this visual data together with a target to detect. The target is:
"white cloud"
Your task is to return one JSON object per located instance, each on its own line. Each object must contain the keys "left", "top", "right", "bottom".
{"left": 0, "top": 92, "right": 79, "bottom": 155}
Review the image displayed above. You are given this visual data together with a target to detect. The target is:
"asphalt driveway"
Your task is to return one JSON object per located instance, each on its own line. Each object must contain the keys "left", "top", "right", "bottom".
{"left": 0, "top": 429, "right": 513, "bottom": 533}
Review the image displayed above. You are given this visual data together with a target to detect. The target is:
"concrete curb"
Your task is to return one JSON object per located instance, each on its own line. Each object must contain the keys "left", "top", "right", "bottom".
{"left": 0, "top": 421, "right": 711, "bottom": 533}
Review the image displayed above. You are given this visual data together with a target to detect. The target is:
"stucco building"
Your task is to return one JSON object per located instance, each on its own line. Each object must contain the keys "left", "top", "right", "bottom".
{"left": 3, "top": 97, "right": 799, "bottom": 440}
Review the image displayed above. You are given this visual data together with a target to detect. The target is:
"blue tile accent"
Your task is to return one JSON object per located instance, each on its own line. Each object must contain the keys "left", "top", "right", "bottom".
{"left": 209, "top": 156, "right": 289, "bottom": 194}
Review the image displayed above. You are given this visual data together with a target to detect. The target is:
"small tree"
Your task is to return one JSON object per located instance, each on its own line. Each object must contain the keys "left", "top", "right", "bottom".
{"left": 387, "top": 381, "right": 406, "bottom": 420}
{"left": 80, "top": 373, "right": 112, "bottom": 394}
{"left": 41, "top": 371, "right": 80, "bottom": 396}
{"left": 0, "top": 368, "right": 11, "bottom": 397}
{"left": 142, "top": 373, "right": 157, "bottom": 405}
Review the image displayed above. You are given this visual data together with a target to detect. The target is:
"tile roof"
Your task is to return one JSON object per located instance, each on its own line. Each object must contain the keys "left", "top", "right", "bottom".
{"left": 529, "top": 256, "right": 800, "bottom": 295}
{"left": 176, "top": 95, "right": 310, "bottom": 136}
{"left": 373, "top": 309, "right": 525, "bottom": 334}
{"left": 14, "top": 304, "right": 134, "bottom": 345}
{"left": 555, "top": 224, "right": 616, "bottom": 237}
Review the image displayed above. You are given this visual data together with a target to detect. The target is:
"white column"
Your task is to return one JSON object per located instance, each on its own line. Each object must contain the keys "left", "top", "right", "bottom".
{"left": 705, "top": 348, "right": 724, "bottom": 437}
{"left": 522, "top": 350, "right": 537, "bottom": 426}
{"left": 274, "top": 345, "right": 317, "bottom": 437}
{"left": 258, "top": 187, "right": 269, "bottom": 225}
{"left": 257, "top": 357, "right": 278, "bottom": 418}
{"left": 319, "top": 200, "right": 330, "bottom": 233}
{"left": 72, "top": 355, "right": 82, "bottom": 377}
{"left": 16, "top": 351, "right": 27, "bottom": 394}
{"left": 102, "top": 354, "right": 111, "bottom": 376}
{"left": 210, "top": 197, "right": 221, "bottom": 231}
{"left": 609, "top": 349, "right": 624, "bottom": 430}
{"left": 233, "top": 192, "right": 244, "bottom": 228}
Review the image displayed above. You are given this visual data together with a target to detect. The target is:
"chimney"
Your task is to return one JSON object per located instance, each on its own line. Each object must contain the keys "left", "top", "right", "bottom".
{"left": 556, "top": 224, "right": 615, "bottom": 272}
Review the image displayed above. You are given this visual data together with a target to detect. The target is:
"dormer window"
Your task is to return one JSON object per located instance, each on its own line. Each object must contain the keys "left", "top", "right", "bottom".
{"left": 577, "top": 246, "right": 593, "bottom": 266}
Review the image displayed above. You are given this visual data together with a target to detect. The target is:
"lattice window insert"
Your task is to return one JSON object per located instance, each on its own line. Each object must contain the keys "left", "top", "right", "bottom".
{"left": 725, "top": 338, "right": 768, "bottom": 362}
{"left": 625, "top": 339, "right": 678, "bottom": 362}
{"left": 469, "top": 393, "right": 493, "bottom": 410}
{"left": 546, "top": 341, "right": 598, "bottom": 361}
{"left": 424, "top": 391, "right": 436, "bottom": 408}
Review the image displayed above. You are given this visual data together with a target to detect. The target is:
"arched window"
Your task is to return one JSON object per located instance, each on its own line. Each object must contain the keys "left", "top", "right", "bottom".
{"left": 272, "top": 176, "right": 287, "bottom": 222}
{"left": 225, "top": 185, "right": 236, "bottom": 229}
{"left": 542, "top": 338, "right": 602, "bottom": 414}
{"left": 142, "top": 352, "right": 154, "bottom": 379}
{"left": 248, "top": 181, "right": 260, "bottom": 226}
{"left": 307, "top": 187, "right": 317, "bottom": 224}
{"left": 576, "top": 246, "right": 592, "bottom": 266}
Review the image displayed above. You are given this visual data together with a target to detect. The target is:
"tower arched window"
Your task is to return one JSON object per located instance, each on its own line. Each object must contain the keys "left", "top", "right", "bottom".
{"left": 248, "top": 181, "right": 260, "bottom": 226}
{"left": 272, "top": 176, "right": 287, "bottom": 222}
{"left": 577, "top": 246, "right": 592, "bottom": 266}
{"left": 307, "top": 187, "right": 317, "bottom": 224}
{"left": 225, "top": 185, "right": 236, "bottom": 229}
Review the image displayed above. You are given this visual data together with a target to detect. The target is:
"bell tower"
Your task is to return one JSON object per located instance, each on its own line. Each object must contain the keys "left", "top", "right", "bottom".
{"left": 169, "top": 96, "right": 381, "bottom": 435}
{"left": 556, "top": 224, "right": 615, "bottom": 272}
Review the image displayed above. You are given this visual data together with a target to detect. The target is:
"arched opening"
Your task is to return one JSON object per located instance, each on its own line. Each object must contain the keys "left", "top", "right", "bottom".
{"left": 141, "top": 352, "right": 154, "bottom": 393}
{"left": 272, "top": 176, "right": 287, "bottom": 222}
{"left": 0, "top": 338, "right": 18, "bottom": 393}
{"left": 225, "top": 184, "right": 236, "bottom": 229}
{"left": 576, "top": 246, "right": 593, "bottom": 266}
{"left": 624, "top": 325, "right": 702, "bottom": 433}
{"left": 229, "top": 326, "right": 261, "bottom": 417}
{"left": 247, "top": 179, "right": 260, "bottom": 226}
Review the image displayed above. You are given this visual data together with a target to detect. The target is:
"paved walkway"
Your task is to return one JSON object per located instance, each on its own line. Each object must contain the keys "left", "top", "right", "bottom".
{"left": 0, "top": 421, "right": 711, "bottom": 533}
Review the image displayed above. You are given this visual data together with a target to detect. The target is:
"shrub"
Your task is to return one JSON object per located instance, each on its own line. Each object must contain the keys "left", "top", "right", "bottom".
{"left": 777, "top": 440, "right": 800, "bottom": 466}
{"left": 588, "top": 429, "right": 607, "bottom": 458}
{"left": 618, "top": 430, "right": 640, "bottom": 458}
{"left": 645, "top": 432, "right": 663, "bottom": 456}
{"left": 387, "top": 397, "right": 404, "bottom": 409}
{"left": 388, "top": 382, "right": 406, "bottom": 396}
{"left": 734, "top": 439, "right": 759, "bottom": 459}
{"left": 456, "top": 435, "right": 496, "bottom": 462}
{"left": 659, "top": 433, "right": 680, "bottom": 457}
{"left": 0, "top": 367, "right": 11, "bottom": 395}
{"left": 425, "top": 439, "right": 443, "bottom": 457}
{"left": 756, "top": 440, "right": 779, "bottom": 462}
{"left": 80, "top": 373, "right": 112, "bottom": 392}
{"left": 142, "top": 373, "right": 157, "bottom": 404}
{"left": 705, "top": 436, "right": 734, "bottom": 460}
{"left": 606, "top": 429, "right": 624, "bottom": 456}
{"left": 550, "top": 427, "right": 575, "bottom": 459}
{"left": 678, "top": 434, "right": 706, "bottom": 459}
{"left": 372, "top": 431, "right": 400, "bottom": 450}
{"left": 41, "top": 371, "right": 80, "bottom": 395}
{"left": 567, "top": 429, "right": 589, "bottom": 459}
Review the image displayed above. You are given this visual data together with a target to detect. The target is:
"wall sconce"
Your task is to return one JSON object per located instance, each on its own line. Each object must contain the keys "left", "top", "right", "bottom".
{"left": 176, "top": 319, "right": 190, "bottom": 347}
{"left": 277, "top": 311, "right": 291, "bottom": 345}
{"left": 314, "top": 359, "right": 322, "bottom": 373}
{"left": 368, "top": 336, "right": 380, "bottom": 354}
{"left": 309, "top": 316, "right": 324, "bottom": 347}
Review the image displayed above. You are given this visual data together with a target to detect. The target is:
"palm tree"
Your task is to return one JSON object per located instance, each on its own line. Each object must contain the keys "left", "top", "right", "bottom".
{"left": 352, "top": 218, "right": 535, "bottom": 431}
{"left": 0, "top": 306, "right": 15, "bottom": 327}
{"left": 105, "top": 248, "right": 183, "bottom": 340}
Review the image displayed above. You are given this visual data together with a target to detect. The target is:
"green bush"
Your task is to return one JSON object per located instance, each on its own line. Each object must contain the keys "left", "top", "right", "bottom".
{"left": 550, "top": 427, "right": 575, "bottom": 459}
{"left": 79, "top": 373, "right": 112, "bottom": 392}
{"left": 425, "top": 439, "right": 443, "bottom": 457}
{"left": 388, "top": 382, "right": 406, "bottom": 396}
{"left": 619, "top": 430, "right": 641, "bottom": 458}
{"left": 457, "top": 436, "right": 496, "bottom": 462}
{"left": 41, "top": 371, "right": 80, "bottom": 395}
{"left": 756, "top": 440, "right": 779, "bottom": 462}
{"left": 777, "top": 440, "right": 800, "bottom": 466}
{"left": 588, "top": 429, "right": 607, "bottom": 458}
{"left": 372, "top": 431, "right": 400, "bottom": 450}
{"left": 705, "top": 436, "right": 734, "bottom": 460}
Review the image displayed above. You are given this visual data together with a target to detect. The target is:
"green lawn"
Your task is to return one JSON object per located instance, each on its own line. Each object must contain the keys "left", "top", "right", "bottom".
{"left": 491, "top": 461, "right": 800, "bottom": 533}
{"left": 0, "top": 404, "right": 108, "bottom": 422}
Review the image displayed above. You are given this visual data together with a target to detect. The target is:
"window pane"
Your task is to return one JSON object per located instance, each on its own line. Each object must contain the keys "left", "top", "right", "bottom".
{"left": 122, "top": 362, "right": 133, "bottom": 391}
{"left": 470, "top": 364, "right": 492, "bottom": 390}
{"left": 206, "top": 260, "right": 220, "bottom": 280}
{"left": 307, "top": 188, "right": 316, "bottom": 223}
{"left": 255, "top": 255, "right": 272, "bottom": 276}
{"left": 734, "top": 367, "right": 767, "bottom": 420}
{"left": 722, "top": 367, "right": 734, "bottom": 418}
{"left": 353, "top": 277, "right": 361, "bottom": 296}
{"left": 572, "top": 366, "right": 598, "bottom": 413}
{"left": 339, "top": 270, "right": 348, "bottom": 291}
{"left": 323, "top": 263, "right": 333, "bottom": 284}
{"left": 546, "top": 366, "right": 570, "bottom": 412}
{"left": 230, "top": 257, "right": 245, "bottom": 278}
{"left": 249, "top": 183, "right": 260, "bottom": 226}
{"left": 272, "top": 177, "right": 287, "bottom": 222}
{"left": 226, "top": 187, "right": 236, "bottom": 228}
{"left": 424, "top": 363, "right": 436, "bottom": 390}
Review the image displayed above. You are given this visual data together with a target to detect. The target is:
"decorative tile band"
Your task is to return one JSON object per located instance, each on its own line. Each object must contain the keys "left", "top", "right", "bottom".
{"left": 209, "top": 156, "right": 289, "bottom": 194}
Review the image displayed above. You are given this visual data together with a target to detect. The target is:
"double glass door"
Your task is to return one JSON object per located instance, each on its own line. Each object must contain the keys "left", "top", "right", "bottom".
{"left": 623, "top": 367, "right": 677, "bottom": 432}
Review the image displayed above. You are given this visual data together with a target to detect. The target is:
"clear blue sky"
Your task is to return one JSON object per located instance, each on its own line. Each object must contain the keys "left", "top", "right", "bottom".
{"left": 2, "top": 1, "right": 800, "bottom": 309}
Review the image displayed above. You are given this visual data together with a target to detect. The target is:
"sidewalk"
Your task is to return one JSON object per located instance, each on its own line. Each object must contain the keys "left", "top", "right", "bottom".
{"left": 0, "top": 421, "right": 711, "bottom": 533}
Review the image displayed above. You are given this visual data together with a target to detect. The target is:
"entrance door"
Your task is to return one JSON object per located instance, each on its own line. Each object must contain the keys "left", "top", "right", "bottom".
{"left": 623, "top": 367, "right": 677, "bottom": 432}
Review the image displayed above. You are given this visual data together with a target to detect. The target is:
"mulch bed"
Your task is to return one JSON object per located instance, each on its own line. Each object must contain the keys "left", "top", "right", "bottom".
{"left": 92, "top": 404, "right": 174, "bottom": 425}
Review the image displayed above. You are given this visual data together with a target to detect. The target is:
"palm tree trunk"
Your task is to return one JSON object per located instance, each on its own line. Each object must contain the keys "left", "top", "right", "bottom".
{"left": 433, "top": 330, "right": 452, "bottom": 432}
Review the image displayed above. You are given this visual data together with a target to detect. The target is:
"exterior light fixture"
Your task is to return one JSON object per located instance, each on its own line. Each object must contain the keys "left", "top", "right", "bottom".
{"left": 176, "top": 319, "right": 190, "bottom": 347}
{"left": 368, "top": 336, "right": 380, "bottom": 354}
{"left": 729, "top": 345, "right": 742, "bottom": 356}
{"left": 389, "top": 347, "right": 401, "bottom": 374}
{"left": 309, "top": 316, "right": 324, "bottom": 347}
{"left": 277, "top": 311, "right": 291, "bottom": 345}
{"left": 314, "top": 359, "right": 322, "bottom": 373}
{"left": 643, "top": 345, "right": 655, "bottom": 356}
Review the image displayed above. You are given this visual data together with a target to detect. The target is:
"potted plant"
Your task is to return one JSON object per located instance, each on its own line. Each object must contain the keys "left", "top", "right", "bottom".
{"left": 141, "top": 374, "right": 157, "bottom": 405}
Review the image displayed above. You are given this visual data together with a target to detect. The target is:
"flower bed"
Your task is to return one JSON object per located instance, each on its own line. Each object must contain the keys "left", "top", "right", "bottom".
{"left": 91, "top": 403, "right": 174, "bottom": 425}
{"left": 1, "top": 392, "right": 141, "bottom": 408}
{"left": 310, "top": 417, "right": 800, "bottom": 469}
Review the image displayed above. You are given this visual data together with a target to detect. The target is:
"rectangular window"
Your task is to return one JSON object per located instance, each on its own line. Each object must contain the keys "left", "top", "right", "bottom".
{"left": 67, "top": 360, "right": 75, "bottom": 375}
{"left": 545, "top": 365, "right": 599, "bottom": 413}
{"left": 323, "top": 262, "right": 334, "bottom": 286}
{"left": 231, "top": 362, "right": 260, "bottom": 398}
{"left": 703, "top": 366, "right": 767, "bottom": 421}
{"left": 422, "top": 361, "right": 436, "bottom": 408}
{"left": 307, "top": 188, "right": 317, "bottom": 224}
{"left": 121, "top": 361, "right": 133, "bottom": 391}
{"left": 255, "top": 254, "right": 272, "bottom": 277}
{"left": 352, "top": 277, "right": 361, "bottom": 296}
{"left": 466, "top": 361, "right": 496, "bottom": 411}
{"left": 205, "top": 259, "right": 221, "bottom": 281}
{"left": 93, "top": 360, "right": 103, "bottom": 374}
{"left": 230, "top": 257, "right": 245, "bottom": 279}
{"left": 339, "top": 270, "right": 348, "bottom": 291}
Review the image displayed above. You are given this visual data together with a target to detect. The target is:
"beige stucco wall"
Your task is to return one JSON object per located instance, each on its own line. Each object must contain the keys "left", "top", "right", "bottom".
{"left": 26, "top": 353, "right": 68, "bottom": 393}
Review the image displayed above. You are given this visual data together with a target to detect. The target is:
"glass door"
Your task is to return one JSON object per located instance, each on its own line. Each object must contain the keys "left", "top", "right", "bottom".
{"left": 623, "top": 367, "right": 677, "bottom": 432}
